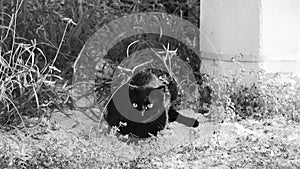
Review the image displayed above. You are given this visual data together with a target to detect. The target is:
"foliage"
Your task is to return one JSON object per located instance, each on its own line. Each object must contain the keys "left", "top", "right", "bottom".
{"left": 1, "top": 118, "right": 300, "bottom": 168}
{"left": 205, "top": 68, "right": 300, "bottom": 122}
{"left": 1, "top": 0, "right": 201, "bottom": 127}
{"left": 2, "top": 0, "right": 200, "bottom": 80}
{"left": 0, "top": 0, "right": 73, "bottom": 128}
{"left": 1, "top": 0, "right": 300, "bottom": 168}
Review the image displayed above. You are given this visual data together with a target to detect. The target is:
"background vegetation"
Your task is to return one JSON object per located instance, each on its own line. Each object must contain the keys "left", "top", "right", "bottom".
{"left": 1, "top": 0, "right": 300, "bottom": 168}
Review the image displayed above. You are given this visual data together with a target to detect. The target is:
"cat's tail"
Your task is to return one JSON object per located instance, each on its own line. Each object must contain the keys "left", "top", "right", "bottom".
{"left": 168, "top": 108, "right": 199, "bottom": 127}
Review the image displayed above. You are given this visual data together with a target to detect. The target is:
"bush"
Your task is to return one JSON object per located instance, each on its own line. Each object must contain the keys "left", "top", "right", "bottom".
{"left": 209, "top": 71, "right": 300, "bottom": 121}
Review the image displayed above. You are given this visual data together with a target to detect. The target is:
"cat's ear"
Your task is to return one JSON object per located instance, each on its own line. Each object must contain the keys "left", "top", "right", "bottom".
{"left": 158, "top": 75, "right": 169, "bottom": 84}
{"left": 146, "top": 74, "right": 167, "bottom": 88}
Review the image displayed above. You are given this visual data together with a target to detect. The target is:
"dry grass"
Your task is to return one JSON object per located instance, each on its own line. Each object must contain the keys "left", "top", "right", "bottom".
{"left": 1, "top": 0, "right": 300, "bottom": 168}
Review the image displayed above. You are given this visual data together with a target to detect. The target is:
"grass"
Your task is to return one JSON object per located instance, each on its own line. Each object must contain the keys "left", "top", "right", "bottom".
{"left": 0, "top": 0, "right": 74, "bottom": 128}
{"left": 1, "top": 0, "right": 300, "bottom": 168}
{"left": 1, "top": 70, "right": 300, "bottom": 168}
{"left": 1, "top": 113, "right": 300, "bottom": 168}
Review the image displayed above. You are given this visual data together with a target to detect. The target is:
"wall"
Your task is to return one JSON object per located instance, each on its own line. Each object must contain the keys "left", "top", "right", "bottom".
{"left": 260, "top": 0, "right": 300, "bottom": 76}
{"left": 200, "top": 0, "right": 300, "bottom": 83}
{"left": 200, "top": 0, "right": 262, "bottom": 84}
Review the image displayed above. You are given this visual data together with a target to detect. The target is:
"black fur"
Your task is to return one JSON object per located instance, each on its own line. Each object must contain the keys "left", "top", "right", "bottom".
{"left": 105, "top": 69, "right": 199, "bottom": 138}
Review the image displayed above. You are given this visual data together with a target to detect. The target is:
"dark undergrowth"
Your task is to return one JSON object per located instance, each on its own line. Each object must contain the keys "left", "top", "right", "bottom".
{"left": 1, "top": 0, "right": 300, "bottom": 168}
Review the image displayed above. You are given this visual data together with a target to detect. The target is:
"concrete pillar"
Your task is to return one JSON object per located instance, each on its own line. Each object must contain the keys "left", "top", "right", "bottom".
{"left": 200, "top": 0, "right": 300, "bottom": 83}
{"left": 200, "top": 0, "right": 262, "bottom": 84}
{"left": 260, "top": 0, "right": 300, "bottom": 76}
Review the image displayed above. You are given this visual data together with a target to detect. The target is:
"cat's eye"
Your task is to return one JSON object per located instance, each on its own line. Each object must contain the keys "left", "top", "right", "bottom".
{"left": 132, "top": 103, "right": 138, "bottom": 108}
{"left": 147, "top": 103, "right": 153, "bottom": 109}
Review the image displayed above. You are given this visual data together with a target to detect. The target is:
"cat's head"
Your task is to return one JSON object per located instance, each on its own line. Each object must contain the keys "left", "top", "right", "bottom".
{"left": 128, "top": 68, "right": 179, "bottom": 117}
{"left": 129, "top": 69, "right": 167, "bottom": 109}
{"left": 129, "top": 85, "right": 165, "bottom": 123}
{"left": 129, "top": 86, "right": 157, "bottom": 111}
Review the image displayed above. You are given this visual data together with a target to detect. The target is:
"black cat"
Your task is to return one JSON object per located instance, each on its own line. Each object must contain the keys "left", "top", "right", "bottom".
{"left": 105, "top": 69, "right": 199, "bottom": 138}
